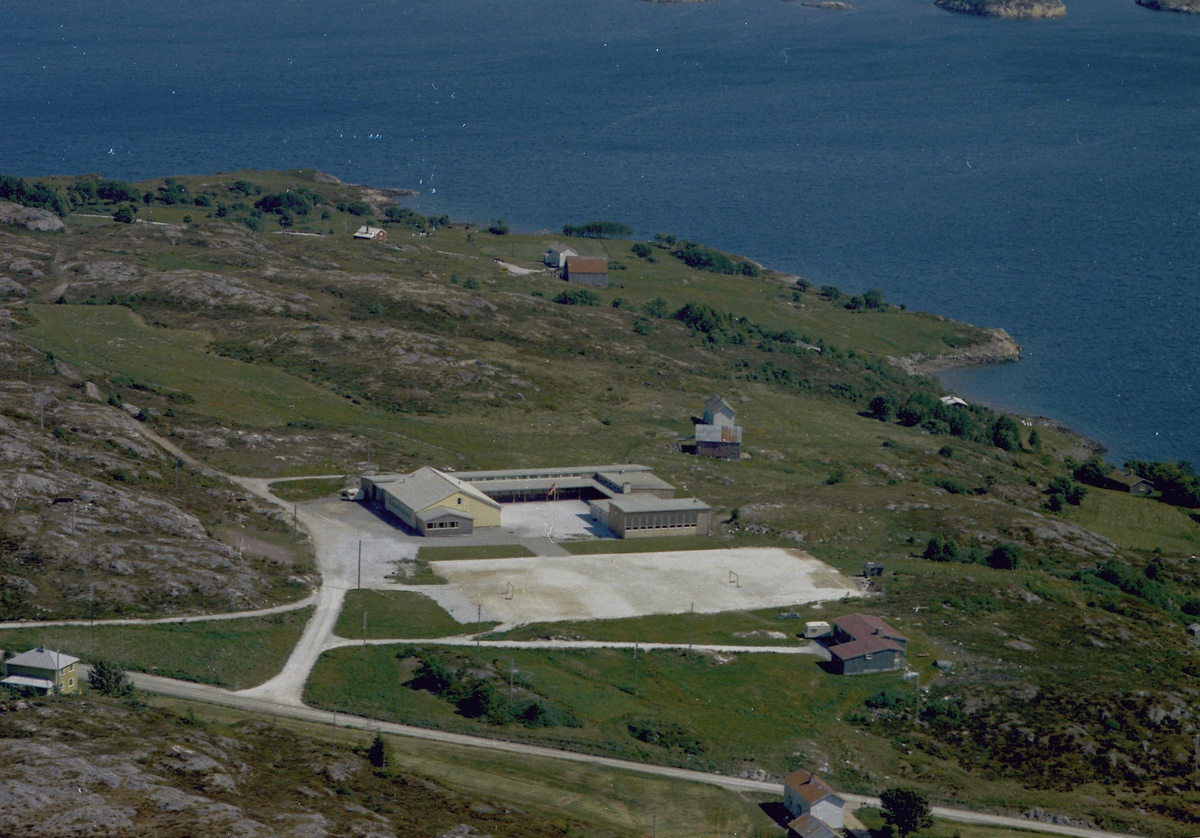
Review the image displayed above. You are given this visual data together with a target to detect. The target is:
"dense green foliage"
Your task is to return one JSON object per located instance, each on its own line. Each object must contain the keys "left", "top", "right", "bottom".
{"left": 0, "top": 174, "right": 67, "bottom": 216}
{"left": 553, "top": 288, "right": 601, "bottom": 306}
{"left": 402, "top": 647, "right": 580, "bottom": 728}
{"left": 880, "top": 788, "right": 934, "bottom": 838}
{"left": 563, "top": 220, "right": 633, "bottom": 239}
{"left": 668, "top": 240, "right": 759, "bottom": 276}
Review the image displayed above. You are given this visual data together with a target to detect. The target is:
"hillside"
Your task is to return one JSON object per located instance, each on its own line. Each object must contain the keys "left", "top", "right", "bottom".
{"left": 4, "top": 168, "right": 1200, "bottom": 834}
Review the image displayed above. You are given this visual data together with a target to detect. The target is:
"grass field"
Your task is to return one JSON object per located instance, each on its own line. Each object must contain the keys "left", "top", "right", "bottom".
{"left": 561, "top": 536, "right": 718, "bottom": 555}
{"left": 334, "top": 590, "right": 496, "bottom": 639}
{"left": 268, "top": 477, "right": 348, "bottom": 502}
{"left": 0, "top": 608, "right": 311, "bottom": 689}
{"left": 1062, "top": 488, "right": 1200, "bottom": 556}
{"left": 417, "top": 544, "right": 536, "bottom": 561}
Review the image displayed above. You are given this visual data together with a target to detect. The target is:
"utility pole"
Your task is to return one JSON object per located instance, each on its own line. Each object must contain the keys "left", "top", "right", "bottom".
{"left": 357, "top": 540, "right": 362, "bottom": 590}
{"left": 362, "top": 612, "right": 368, "bottom": 656}
{"left": 476, "top": 604, "right": 482, "bottom": 667}
{"left": 633, "top": 641, "right": 639, "bottom": 694}
{"left": 510, "top": 659, "right": 515, "bottom": 704}
{"left": 653, "top": 808, "right": 657, "bottom": 838}
{"left": 1194, "top": 732, "right": 1199, "bottom": 788}
{"left": 689, "top": 602, "right": 694, "bottom": 651}
{"left": 915, "top": 671, "right": 921, "bottom": 723}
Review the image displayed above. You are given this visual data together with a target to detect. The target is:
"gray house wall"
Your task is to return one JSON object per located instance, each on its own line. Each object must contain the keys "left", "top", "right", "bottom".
{"left": 834, "top": 648, "right": 902, "bottom": 675}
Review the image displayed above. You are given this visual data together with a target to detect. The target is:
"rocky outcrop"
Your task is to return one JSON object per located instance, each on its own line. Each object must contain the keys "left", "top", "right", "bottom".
{"left": 935, "top": 0, "right": 1066, "bottom": 16}
{"left": 0, "top": 276, "right": 26, "bottom": 298}
{"left": 0, "top": 201, "right": 68, "bottom": 232}
{"left": 889, "top": 327, "right": 1022, "bottom": 376}
{"left": 1136, "top": 0, "right": 1200, "bottom": 12}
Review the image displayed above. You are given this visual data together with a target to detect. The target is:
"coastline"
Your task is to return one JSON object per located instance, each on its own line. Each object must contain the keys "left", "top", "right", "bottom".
{"left": 887, "top": 325, "right": 1022, "bottom": 376}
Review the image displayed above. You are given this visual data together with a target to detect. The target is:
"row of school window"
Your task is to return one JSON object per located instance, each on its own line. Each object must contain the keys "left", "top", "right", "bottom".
{"left": 426, "top": 520, "right": 460, "bottom": 529}
{"left": 626, "top": 511, "right": 699, "bottom": 530}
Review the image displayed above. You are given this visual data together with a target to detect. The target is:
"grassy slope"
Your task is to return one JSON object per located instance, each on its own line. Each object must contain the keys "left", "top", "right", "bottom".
{"left": 0, "top": 608, "right": 311, "bottom": 689}
{"left": 6, "top": 168, "right": 1200, "bottom": 833}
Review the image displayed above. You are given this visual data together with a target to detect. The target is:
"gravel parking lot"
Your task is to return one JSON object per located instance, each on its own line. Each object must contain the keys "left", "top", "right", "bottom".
{"left": 418, "top": 547, "right": 865, "bottom": 626}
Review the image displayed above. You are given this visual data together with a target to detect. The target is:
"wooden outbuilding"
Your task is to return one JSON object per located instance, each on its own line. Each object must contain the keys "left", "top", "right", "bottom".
{"left": 1107, "top": 472, "right": 1155, "bottom": 496}
{"left": 563, "top": 255, "right": 608, "bottom": 287}
{"left": 353, "top": 225, "right": 386, "bottom": 241}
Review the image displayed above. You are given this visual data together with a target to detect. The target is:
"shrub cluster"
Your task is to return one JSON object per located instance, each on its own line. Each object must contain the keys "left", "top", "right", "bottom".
{"left": 0, "top": 174, "right": 67, "bottom": 217}
{"left": 553, "top": 289, "right": 601, "bottom": 306}
{"left": 404, "top": 652, "right": 579, "bottom": 728}
{"left": 563, "top": 220, "right": 632, "bottom": 239}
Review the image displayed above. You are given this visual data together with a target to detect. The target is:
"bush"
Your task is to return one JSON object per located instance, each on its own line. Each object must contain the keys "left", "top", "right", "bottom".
{"left": 96, "top": 179, "right": 142, "bottom": 204}
{"left": 0, "top": 175, "right": 67, "bottom": 217}
{"left": 819, "top": 285, "right": 842, "bottom": 303}
{"left": 88, "top": 659, "right": 133, "bottom": 697}
{"left": 868, "top": 394, "right": 897, "bottom": 422}
{"left": 924, "top": 535, "right": 959, "bottom": 562}
{"left": 563, "top": 220, "right": 633, "bottom": 239}
{"left": 611, "top": 297, "right": 631, "bottom": 309}
{"left": 112, "top": 205, "right": 136, "bottom": 224}
{"left": 228, "top": 179, "right": 259, "bottom": 197}
{"left": 487, "top": 218, "right": 509, "bottom": 235}
{"left": 642, "top": 297, "right": 668, "bottom": 318}
{"left": 630, "top": 243, "right": 652, "bottom": 259}
{"left": 337, "top": 200, "right": 372, "bottom": 216}
{"left": 627, "top": 719, "right": 703, "bottom": 754}
{"left": 255, "top": 191, "right": 313, "bottom": 217}
{"left": 632, "top": 316, "right": 654, "bottom": 335}
{"left": 553, "top": 289, "right": 601, "bottom": 306}
{"left": 366, "top": 734, "right": 391, "bottom": 769}
{"left": 987, "top": 543, "right": 1022, "bottom": 570}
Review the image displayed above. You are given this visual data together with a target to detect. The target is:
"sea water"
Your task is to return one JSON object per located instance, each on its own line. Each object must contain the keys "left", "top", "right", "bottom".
{"left": 2, "top": 0, "right": 1198, "bottom": 464}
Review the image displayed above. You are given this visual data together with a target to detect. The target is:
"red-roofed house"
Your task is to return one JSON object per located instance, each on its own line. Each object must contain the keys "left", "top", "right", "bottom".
{"left": 782, "top": 769, "right": 845, "bottom": 830}
{"left": 563, "top": 255, "right": 608, "bottom": 287}
{"left": 828, "top": 614, "right": 907, "bottom": 675}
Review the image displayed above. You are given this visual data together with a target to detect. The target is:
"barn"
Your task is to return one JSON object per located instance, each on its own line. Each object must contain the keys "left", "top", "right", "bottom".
{"left": 563, "top": 255, "right": 608, "bottom": 287}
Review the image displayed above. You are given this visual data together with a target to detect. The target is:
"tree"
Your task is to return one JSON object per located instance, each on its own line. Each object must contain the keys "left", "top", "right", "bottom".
{"left": 923, "top": 535, "right": 959, "bottom": 562}
{"left": 819, "top": 285, "right": 842, "bottom": 303}
{"left": 864, "top": 287, "right": 885, "bottom": 309}
{"left": 553, "top": 289, "right": 601, "bottom": 306}
{"left": 112, "top": 205, "right": 135, "bottom": 224}
{"left": 366, "top": 734, "right": 391, "bottom": 770}
{"left": 880, "top": 787, "right": 933, "bottom": 838}
{"left": 88, "top": 659, "right": 133, "bottom": 697}
{"left": 642, "top": 297, "right": 668, "bottom": 319}
{"left": 1027, "top": 426, "right": 1041, "bottom": 451}
{"left": 990, "top": 415, "right": 1021, "bottom": 451}
{"left": 563, "top": 220, "right": 633, "bottom": 239}
{"left": 487, "top": 218, "right": 509, "bottom": 235}
{"left": 987, "top": 542, "right": 1022, "bottom": 570}
{"left": 868, "top": 394, "right": 898, "bottom": 422}
{"left": 631, "top": 242, "right": 652, "bottom": 259}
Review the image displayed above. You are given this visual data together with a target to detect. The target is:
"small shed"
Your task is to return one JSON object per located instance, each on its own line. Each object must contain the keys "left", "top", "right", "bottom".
{"left": 1107, "top": 472, "right": 1155, "bottom": 496}
{"left": 696, "top": 423, "right": 742, "bottom": 460}
{"left": 563, "top": 255, "right": 608, "bottom": 287}
{"left": 803, "top": 621, "right": 832, "bottom": 639}
{"left": 863, "top": 562, "right": 884, "bottom": 577}
{"left": 353, "top": 225, "right": 386, "bottom": 241}
{"left": 543, "top": 242, "right": 578, "bottom": 269}
{"left": 939, "top": 395, "right": 969, "bottom": 408}
{"left": 1188, "top": 624, "right": 1200, "bottom": 639}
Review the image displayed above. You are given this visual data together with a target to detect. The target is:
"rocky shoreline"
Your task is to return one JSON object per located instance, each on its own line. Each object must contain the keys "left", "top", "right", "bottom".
{"left": 888, "top": 326, "right": 1022, "bottom": 376}
{"left": 1136, "top": 0, "right": 1200, "bottom": 12}
{"left": 935, "top": 0, "right": 1066, "bottom": 17}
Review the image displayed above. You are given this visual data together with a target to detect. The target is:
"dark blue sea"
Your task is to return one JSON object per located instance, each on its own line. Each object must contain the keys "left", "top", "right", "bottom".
{"left": 3, "top": 0, "right": 1198, "bottom": 465}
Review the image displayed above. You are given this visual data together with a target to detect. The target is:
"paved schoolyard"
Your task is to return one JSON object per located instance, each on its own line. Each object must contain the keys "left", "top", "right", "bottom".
{"left": 415, "top": 547, "right": 865, "bottom": 626}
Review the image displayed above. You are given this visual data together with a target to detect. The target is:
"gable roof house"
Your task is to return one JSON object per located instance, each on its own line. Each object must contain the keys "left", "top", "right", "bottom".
{"left": 543, "top": 242, "right": 578, "bottom": 269}
{"left": 563, "top": 255, "right": 608, "bottom": 287}
{"left": 1106, "top": 471, "right": 1155, "bottom": 496}
{"left": 782, "top": 769, "right": 845, "bottom": 838}
{"left": 2, "top": 646, "right": 81, "bottom": 695}
{"left": 353, "top": 225, "right": 386, "bottom": 241}
{"left": 703, "top": 394, "right": 737, "bottom": 427}
{"left": 828, "top": 614, "right": 907, "bottom": 675}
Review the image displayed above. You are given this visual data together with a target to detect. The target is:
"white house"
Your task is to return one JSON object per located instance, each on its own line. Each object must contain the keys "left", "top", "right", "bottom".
{"left": 543, "top": 242, "right": 578, "bottom": 269}
{"left": 703, "top": 394, "right": 738, "bottom": 427}
{"left": 782, "top": 769, "right": 845, "bottom": 831}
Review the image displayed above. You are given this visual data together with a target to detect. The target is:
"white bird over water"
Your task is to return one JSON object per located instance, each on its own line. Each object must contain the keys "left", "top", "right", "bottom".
{"left": 107, "top": 148, "right": 114, "bottom": 155}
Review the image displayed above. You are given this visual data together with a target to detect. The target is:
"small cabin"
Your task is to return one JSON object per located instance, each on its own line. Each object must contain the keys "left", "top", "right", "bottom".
{"left": 353, "top": 225, "right": 386, "bottom": 241}
{"left": 563, "top": 255, "right": 608, "bottom": 287}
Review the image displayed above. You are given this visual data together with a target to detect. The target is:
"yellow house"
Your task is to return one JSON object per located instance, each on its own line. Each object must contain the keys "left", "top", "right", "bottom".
{"left": 2, "top": 646, "right": 81, "bottom": 695}
{"left": 373, "top": 467, "right": 501, "bottom": 536}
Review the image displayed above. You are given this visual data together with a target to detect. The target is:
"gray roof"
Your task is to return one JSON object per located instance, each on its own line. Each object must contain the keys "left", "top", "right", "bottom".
{"left": 5, "top": 646, "right": 79, "bottom": 671}
{"left": 788, "top": 814, "right": 838, "bottom": 838}
{"left": 705, "top": 393, "right": 735, "bottom": 413}
{"left": 377, "top": 467, "right": 499, "bottom": 513}
{"left": 2, "top": 674, "right": 57, "bottom": 690}
{"left": 609, "top": 495, "right": 710, "bottom": 514}
{"left": 452, "top": 464, "right": 654, "bottom": 482}
{"left": 545, "top": 242, "right": 577, "bottom": 254}
{"left": 594, "top": 471, "right": 677, "bottom": 493}
{"left": 696, "top": 424, "right": 742, "bottom": 443}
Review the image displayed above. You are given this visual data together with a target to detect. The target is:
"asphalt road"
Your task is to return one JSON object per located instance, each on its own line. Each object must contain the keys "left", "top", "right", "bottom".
{"left": 127, "top": 671, "right": 1140, "bottom": 838}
